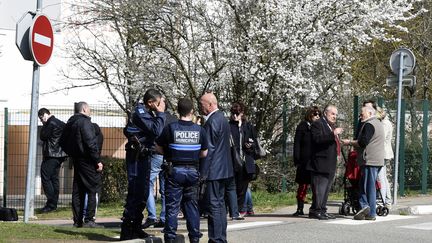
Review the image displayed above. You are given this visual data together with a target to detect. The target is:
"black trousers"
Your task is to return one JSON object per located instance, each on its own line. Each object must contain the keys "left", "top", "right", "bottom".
{"left": 72, "top": 158, "right": 101, "bottom": 224}
{"left": 310, "top": 171, "right": 335, "bottom": 214}
{"left": 235, "top": 169, "right": 251, "bottom": 212}
{"left": 41, "top": 157, "right": 63, "bottom": 209}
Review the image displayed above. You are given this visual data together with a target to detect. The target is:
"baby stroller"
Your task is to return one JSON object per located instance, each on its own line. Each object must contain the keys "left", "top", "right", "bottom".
{"left": 339, "top": 150, "right": 361, "bottom": 216}
{"left": 339, "top": 149, "right": 389, "bottom": 216}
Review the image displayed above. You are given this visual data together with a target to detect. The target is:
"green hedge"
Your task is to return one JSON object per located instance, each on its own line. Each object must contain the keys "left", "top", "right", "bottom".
{"left": 100, "top": 157, "right": 128, "bottom": 203}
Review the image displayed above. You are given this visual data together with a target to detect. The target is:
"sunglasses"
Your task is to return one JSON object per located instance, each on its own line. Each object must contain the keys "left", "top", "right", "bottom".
{"left": 313, "top": 112, "right": 320, "bottom": 116}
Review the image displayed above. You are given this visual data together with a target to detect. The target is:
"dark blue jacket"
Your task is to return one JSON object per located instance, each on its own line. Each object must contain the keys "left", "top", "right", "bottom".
{"left": 200, "top": 110, "right": 234, "bottom": 180}
{"left": 156, "top": 120, "right": 208, "bottom": 164}
{"left": 124, "top": 103, "right": 166, "bottom": 149}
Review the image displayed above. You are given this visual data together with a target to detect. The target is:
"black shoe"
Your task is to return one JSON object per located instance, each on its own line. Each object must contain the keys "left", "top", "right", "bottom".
{"left": 324, "top": 213, "right": 336, "bottom": 219}
{"left": 353, "top": 206, "right": 370, "bottom": 220}
{"left": 293, "top": 209, "right": 304, "bottom": 216}
{"left": 41, "top": 206, "right": 56, "bottom": 213}
{"left": 142, "top": 218, "right": 157, "bottom": 229}
{"left": 309, "top": 212, "right": 328, "bottom": 220}
{"left": 232, "top": 216, "right": 245, "bottom": 220}
{"left": 73, "top": 222, "right": 83, "bottom": 228}
{"left": 153, "top": 220, "right": 165, "bottom": 228}
{"left": 83, "top": 221, "right": 104, "bottom": 228}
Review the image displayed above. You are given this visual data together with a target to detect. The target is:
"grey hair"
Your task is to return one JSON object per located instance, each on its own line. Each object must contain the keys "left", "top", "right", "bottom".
{"left": 364, "top": 106, "right": 376, "bottom": 116}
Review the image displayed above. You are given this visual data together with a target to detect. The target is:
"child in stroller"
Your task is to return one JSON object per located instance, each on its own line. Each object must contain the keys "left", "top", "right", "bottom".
{"left": 339, "top": 150, "right": 389, "bottom": 216}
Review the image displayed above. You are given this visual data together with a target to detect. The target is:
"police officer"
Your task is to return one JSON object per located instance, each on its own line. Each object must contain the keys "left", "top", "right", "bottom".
{"left": 156, "top": 98, "right": 208, "bottom": 243}
{"left": 120, "top": 89, "right": 166, "bottom": 240}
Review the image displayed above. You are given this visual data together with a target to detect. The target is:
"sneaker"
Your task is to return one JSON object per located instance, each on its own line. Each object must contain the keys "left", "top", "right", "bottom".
{"left": 353, "top": 207, "right": 370, "bottom": 220}
{"left": 246, "top": 211, "right": 255, "bottom": 216}
{"left": 83, "top": 221, "right": 104, "bottom": 228}
{"left": 142, "top": 218, "right": 157, "bottom": 229}
{"left": 365, "top": 215, "right": 376, "bottom": 221}
{"left": 239, "top": 211, "right": 246, "bottom": 217}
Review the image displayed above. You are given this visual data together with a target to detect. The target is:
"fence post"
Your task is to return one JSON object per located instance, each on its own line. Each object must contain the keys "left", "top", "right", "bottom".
{"left": 3, "top": 107, "right": 8, "bottom": 207}
{"left": 281, "top": 99, "right": 287, "bottom": 192}
{"left": 399, "top": 99, "right": 406, "bottom": 196}
{"left": 353, "top": 96, "right": 359, "bottom": 135}
{"left": 421, "top": 100, "right": 429, "bottom": 194}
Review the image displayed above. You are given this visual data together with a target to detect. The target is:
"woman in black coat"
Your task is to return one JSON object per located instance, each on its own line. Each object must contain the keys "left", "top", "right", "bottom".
{"left": 229, "top": 102, "right": 259, "bottom": 213}
{"left": 293, "top": 106, "right": 321, "bottom": 216}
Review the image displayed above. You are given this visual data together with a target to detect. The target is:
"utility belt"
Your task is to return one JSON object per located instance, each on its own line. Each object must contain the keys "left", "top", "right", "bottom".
{"left": 171, "top": 161, "right": 198, "bottom": 168}
{"left": 126, "top": 140, "right": 154, "bottom": 160}
{"left": 162, "top": 161, "right": 198, "bottom": 176}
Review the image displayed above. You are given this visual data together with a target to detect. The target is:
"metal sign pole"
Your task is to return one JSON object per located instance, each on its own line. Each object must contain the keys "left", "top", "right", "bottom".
{"left": 393, "top": 52, "right": 404, "bottom": 206}
{"left": 23, "top": 0, "right": 42, "bottom": 223}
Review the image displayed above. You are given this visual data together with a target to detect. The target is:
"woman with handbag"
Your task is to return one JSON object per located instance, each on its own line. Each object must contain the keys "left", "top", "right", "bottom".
{"left": 293, "top": 106, "right": 321, "bottom": 216}
{"left": 229, "top": 102, "right": 260, "bottom": 215}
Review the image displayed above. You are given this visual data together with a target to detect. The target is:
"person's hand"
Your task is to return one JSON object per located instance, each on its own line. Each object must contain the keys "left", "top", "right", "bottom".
{"left": 154, "top": 98, "right": 166, "bottom": 113}
{"left": 97, "top": 162, "right": 103, "bottom": 172}
{"left": 245, "top": 143, "right": 252, "bottom": 149}
{"left": 341, "top": 139, "right": 351, "bottom": 146}
{"left": 334, "top": 127, "right": 343, "bottom": 135}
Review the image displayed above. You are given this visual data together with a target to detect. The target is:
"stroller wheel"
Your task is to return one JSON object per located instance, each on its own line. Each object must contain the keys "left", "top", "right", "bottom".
{"left": 382, "top": 207, "right": 389, "bottom": 216}
{"left": 340, "top": 203, "right": 350, "bottom": 216}
{"left": 376, "top": 206, "right": 383, "bottom": 216}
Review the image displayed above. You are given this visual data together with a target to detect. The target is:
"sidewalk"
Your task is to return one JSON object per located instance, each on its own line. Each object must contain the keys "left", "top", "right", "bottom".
{"left": 272, "top": 194, "right": 432, "bottom": 215}
{"left": 29, "top": 194, "right": 432, "bottom": 242}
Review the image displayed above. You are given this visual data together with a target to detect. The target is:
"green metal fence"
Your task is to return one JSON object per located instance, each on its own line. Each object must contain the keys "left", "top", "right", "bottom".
{"left": 0, "top": 104, "right": 126, "bottom": 209}
{"left": 354, "top": 96, "right": 432, "bottom": 196}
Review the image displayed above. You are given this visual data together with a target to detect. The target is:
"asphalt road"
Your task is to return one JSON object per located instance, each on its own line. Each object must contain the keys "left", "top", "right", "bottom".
{"left": 226, "top": 214, "right": 432, "bottom": 243}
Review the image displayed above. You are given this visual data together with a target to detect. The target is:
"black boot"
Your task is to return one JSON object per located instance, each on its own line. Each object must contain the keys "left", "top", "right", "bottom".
{"left": 120, "top": 220, "right": 136, "bottom": 241}
{"left": 120, "top": 220, "right": 151, "bottom": 240}
{"left": 293, "top": 200, "right": 304, "bottom": 216}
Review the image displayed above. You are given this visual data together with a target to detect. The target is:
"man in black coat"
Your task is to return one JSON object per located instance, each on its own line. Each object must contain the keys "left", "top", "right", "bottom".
{"left": 307, "top": 105, "right": 343, "bottom": 220}
{"left": 60, "top": 102, "right": 103, "bottom": 228}
{"left": 38, "top": 108, "right": 67, "bottom": 213}
{"left": 200, "top": 92, "right": 234, "bottom": 243}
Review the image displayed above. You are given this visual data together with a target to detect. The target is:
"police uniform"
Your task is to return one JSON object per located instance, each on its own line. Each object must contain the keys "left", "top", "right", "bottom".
{"left": 120, "top": 103, "right": 166, "bottom": 240}
{"left": 156, "top": 120, "right": 208, "bottom": 243}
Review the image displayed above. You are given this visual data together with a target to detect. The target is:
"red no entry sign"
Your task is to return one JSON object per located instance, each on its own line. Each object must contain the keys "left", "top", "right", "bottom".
{"left": 29, "top": 14, "right": 54, "bottom": 66}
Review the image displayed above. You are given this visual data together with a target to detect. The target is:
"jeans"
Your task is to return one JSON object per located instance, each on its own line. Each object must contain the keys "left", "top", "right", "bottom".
{"left": 359, "top": 166, "right": 380, "bottom": 217}
{"left": 83, "top": 193, "right": 99, "bottom": 222}
{"left": 146, "top": 154, "right": 165, "bottom": 221}
{"left": 242, "top": 188, "right": 253, "bottom": 212}
{"left": 225, "top": 177, "right": 240, "bottom": 218}
{"left": 41, "top": 158, "right": 63, "bottom": 209}
{"left": 164, "top": 166, "right": 201, "bottom": 241}
{"left": 377, "top": 160, "right": 392, "bottom": 204}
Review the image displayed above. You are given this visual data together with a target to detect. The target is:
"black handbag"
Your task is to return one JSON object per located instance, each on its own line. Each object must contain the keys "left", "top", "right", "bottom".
{"left": 0, "top": 207, "right": 18, "bottom": 221}
{"left": 230, "top": 135, "right": 244, "bottom": 172}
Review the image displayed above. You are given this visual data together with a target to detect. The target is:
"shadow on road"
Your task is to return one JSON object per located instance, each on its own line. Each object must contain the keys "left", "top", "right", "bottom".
{"left": 54, "top": 229, "right": 119, "bottom": 241}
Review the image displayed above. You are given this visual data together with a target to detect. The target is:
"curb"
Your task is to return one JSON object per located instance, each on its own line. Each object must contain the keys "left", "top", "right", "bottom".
{"left": 397, "top": 205, "right": 432, "bottom": 215}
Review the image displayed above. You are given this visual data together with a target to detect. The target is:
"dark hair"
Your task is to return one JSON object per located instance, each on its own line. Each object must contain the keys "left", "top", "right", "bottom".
{"left": 362, "top": 99, "right": 377, "bottom": 110}
{"left": 230, "top": 102, "right": 247, "bottom": 121}
{"left": 37, "top": 108, "right": 50, "bottom": 117}
{"left": 177, "top": 98, "right": 194, "bottom": 117}
{"left": 305, "top": 106, "right": 321, "bottom": 122}
{"left": 143, "top": 89, "right": 162, "bottom": 104}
